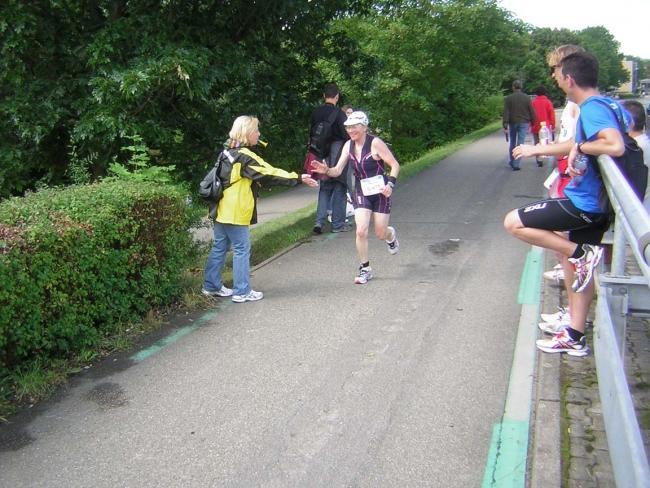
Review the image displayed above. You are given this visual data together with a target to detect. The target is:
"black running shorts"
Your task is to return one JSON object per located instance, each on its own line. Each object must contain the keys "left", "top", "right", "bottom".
{"left": 352, "top": 189, "right": 391, "bottom": 214}
{"left": 517, "top": 198, "right": 609, "bottom": 245}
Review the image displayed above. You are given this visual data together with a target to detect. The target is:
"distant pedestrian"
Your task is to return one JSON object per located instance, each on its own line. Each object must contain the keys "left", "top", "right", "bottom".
{"left": 531, "top": 85, "right": 556, "bottom": 166}
{"left": 503, "top": 80, "right": 536, "bottom": 170}
{"left": 202, "top": 116, "right": 318, "bottom": 303}
{"left": 311, "top": 111, "right": 400, "bottom": 284}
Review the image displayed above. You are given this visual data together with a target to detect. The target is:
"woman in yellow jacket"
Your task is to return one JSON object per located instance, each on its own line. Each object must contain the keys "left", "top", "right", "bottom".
{"left": 202, "top": 115, "right": 318, "bottom": 303}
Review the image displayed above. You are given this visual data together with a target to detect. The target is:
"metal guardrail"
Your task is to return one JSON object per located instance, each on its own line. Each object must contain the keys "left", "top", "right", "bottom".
{"left": 594, "top": 154, "right": 650, "bottom": 488}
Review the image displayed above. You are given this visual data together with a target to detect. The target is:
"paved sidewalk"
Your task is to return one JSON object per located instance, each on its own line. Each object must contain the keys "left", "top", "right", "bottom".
{"left": 531, "top": 253, "right": 650, "bottom": 487}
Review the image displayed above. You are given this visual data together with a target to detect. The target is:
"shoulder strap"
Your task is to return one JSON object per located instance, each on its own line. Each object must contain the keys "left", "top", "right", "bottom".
{"left": 585, "top": 97, "right": 629, "bottom": 134}
{"left": 214, "top": 150, "right": 236, "bottom": 181}
{"left": 326, "top": 107, "right": 339, "bottom": 124}
{"left": 364, "top": 134, "right": 375, "bottom": 154}
{"left": 222, "top": 149, "right": 235, "bottom": 163}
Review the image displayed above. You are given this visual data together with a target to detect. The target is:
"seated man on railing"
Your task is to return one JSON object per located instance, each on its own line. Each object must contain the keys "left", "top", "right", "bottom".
{"left": 504, "top": 51, "right": 626, "bottom": 357}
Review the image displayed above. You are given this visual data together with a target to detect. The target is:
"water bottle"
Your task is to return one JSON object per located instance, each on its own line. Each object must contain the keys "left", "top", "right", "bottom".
{"left": 539, "top": 121, "right": 550, "bottom": 146}
{"left": 572, "top": 152, "right": 589, "bottom": 185}
{"left": 574, "top": 153, "right": 588, "bottom": 175}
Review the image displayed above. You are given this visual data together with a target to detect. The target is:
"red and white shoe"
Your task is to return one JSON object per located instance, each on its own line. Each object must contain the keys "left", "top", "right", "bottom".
{"left": 536, "top": 329, "right": 589, "bottom": 357}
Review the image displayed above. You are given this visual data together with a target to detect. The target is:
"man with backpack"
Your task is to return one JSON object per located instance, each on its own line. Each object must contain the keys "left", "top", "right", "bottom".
{"left": 308, "top": 83, "right": 350, "bottom": 234}
{"left": 504, "top": 51, "right": 631, "bottom": 357}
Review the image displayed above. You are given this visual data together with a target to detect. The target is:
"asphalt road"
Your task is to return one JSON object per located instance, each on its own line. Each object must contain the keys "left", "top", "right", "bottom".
{"left": 0, "top": 130, "right": 550, "bottom": 487}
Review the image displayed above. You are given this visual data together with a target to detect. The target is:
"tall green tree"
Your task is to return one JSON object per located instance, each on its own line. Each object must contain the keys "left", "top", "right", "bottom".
{"left": 0, "top": 0, "right": 374, "bottom": 198}
{"left": 577, "top": 26, "right": 628, "bottom": 90}
{"left": 514, "top": 26, "right": 628, "bottom": 103}
{"left": 320, "top": 0, "right": 523, "bottom": 157}
{"left": 516, "top": 28, "right": 581, "bottom": 103}
{"left": 2, "top": 0, "right": 633, "bottom": 197}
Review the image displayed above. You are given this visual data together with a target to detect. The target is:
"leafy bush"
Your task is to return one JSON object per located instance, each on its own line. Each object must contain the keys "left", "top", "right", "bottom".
{"left": 477, "top": 95, "right": 504, "bottom": 125}
{"left": 0, "top": 180, "right": 198, "bottom": 374}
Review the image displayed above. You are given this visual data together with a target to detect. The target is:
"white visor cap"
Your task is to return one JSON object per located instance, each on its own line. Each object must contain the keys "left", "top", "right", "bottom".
{"left": 344, "top": 111, "right": 369, "bottom": 126}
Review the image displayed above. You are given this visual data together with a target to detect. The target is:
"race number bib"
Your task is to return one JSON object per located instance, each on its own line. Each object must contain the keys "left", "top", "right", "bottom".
{"left": 359, "top": 175, "right": 385, "bottom": 196}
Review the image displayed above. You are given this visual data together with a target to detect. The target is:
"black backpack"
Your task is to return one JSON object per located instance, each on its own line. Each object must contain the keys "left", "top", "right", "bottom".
{"left": 584, "top": 98, "right": 647, "bottom": 202}
{"left": 198, "top": 149, "right": 235, "bottom": 219}
{"left": 308, "top": 108, "right": 339, "bottom": 159}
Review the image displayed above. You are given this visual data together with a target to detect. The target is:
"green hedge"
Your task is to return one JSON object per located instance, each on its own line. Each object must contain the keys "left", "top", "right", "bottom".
{"left": 0, "top": 180, "right": 197, "bottom": 373}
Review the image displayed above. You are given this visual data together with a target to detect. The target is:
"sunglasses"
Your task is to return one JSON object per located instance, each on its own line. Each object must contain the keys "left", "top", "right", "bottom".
{"left": 549, "top": 65, "right": 559, "bottom": 75}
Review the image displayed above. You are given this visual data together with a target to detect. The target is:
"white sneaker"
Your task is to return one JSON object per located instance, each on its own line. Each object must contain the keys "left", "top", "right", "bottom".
{"left": 536, "top": 329, "right": 589, "bottom": 357}
{"left": 386, "top": 226, "right": 399, "bottom": 255}
{"left": 202, "top": 285, "right": 233, "bottom": 297}
{"left": 570, "top": 244, "right": 604, "bottom": 293}
{"left": 543, "top": 264, "right": 565, "bottom": 282}
{"left": 354, "top": 266, "right": 373, "bottom": 284}
{"left": 538, "top": 319, "right": 569, "bottom": 335}
{"left": 232, "top": 289, "right": 264, "bottom": 303}
{"left": 540, "top": 307, "right": 570, "bottom": 324}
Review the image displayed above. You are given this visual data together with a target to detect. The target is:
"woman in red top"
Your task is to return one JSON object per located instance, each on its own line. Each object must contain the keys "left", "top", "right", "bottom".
{"left": 531, "top": 85, "right": 556, "bottom": 166}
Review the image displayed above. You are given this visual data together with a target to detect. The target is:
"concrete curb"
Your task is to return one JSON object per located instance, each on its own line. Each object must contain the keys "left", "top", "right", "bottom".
{"left": 529, "top": 346, "right": 562, "bottom": 487}
{"left": 528, "top": 252, "right": 562, "bottom": 487}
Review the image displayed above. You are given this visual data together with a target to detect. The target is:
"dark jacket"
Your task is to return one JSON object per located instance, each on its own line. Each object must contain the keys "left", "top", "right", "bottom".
{"left": 309, "top": 103, "right": 349, "bottom": 183}
{"left": 503, "top": 91, "right": 536, "bottom": 128}
{"left": 309, "top": 103, "right": 348, "bottom": 144}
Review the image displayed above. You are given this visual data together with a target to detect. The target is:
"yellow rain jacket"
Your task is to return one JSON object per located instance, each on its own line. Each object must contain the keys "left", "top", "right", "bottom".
{"left": 216, "top": 147, "right": 300, "bottom": 225}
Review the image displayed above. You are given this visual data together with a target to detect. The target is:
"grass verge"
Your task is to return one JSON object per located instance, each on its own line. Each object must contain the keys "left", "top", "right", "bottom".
{"left": 0, "top": 121, "right": 500, "bottom": 421}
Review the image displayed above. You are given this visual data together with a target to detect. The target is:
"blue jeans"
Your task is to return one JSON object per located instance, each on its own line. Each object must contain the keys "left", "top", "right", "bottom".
{"left": 508, "top": 123, "right": 529, "bottom": 168}
{"left": 316, "top": 179, "right": 347, "bottom": 230}
{"left": 203, "top": 222, "right": 251, "bottom": 296}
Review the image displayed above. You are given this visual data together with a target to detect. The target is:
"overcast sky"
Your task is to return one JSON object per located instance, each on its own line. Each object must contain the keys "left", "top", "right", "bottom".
{"left": 498, "top": 0, "right": 650, "bottom": 59}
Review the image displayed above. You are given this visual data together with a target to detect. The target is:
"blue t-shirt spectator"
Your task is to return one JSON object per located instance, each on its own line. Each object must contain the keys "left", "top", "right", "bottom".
{"left": 564, "top": 96, "right": 626, "bottom": 213}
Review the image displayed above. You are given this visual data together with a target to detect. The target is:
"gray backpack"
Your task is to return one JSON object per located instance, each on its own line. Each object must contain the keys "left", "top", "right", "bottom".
{"left": 198, "top": 149, "right": 235, "bottom": 218}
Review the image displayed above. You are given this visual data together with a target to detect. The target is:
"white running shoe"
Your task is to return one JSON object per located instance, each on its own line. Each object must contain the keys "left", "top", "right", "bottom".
{"left": 543, "top": 265, "right": 565, "bottom": 282}
{"left": 386, "top": 226, "right": 399, "bottom": 255}
{"left": 540, "top": 307, "right": 570, "bottom": 324}
{"left": 536, "top": 329, "right": 589, "bottom": 356}
{"left": 354, "top": 266, "right": 373, "bottom": 284}
{"left": 232, "top": 289, "right": 264, "bottom": 303}
{"left": 570, "top": 244, "right": 604, "bottom": 293}
{"left": 202, "top": 285, "right": 234, "bottom": 297}
{"left": 538, "top": 319, "right": 569, "bottom": 335}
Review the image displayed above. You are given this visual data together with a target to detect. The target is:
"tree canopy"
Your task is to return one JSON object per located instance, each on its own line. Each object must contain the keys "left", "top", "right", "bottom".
{"left": 0, "top": 0, "right": 637, "bottom": 198}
